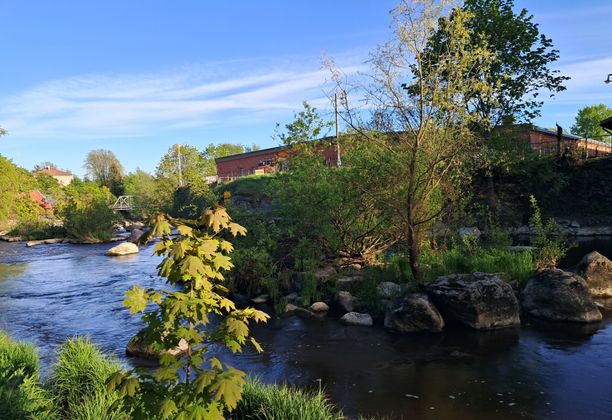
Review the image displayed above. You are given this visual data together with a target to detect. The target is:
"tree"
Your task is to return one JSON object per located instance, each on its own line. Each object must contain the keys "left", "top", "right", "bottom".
{"left": 123, "top": 169, "right": 163, "bottom": 218}
{"left": 327, "top": 0, "right": 493, "bottom": 279}
{"left": 201, "top": 144, "right": 249, "bottom": 176}
{"left": 83, "top": 149, "right": 124, "bottom": 196}
{"left": 110, "top": 207, "right": 269, "bottom": 418}
{"left": 427, "top": 0, "right": 568, "bottom": 128}
{"left": 571, "top": 104, "right": 612, "bottom": 139}
{"left": 273, "top": 101, "right": 333, "bottom": 146}
{"left": 156, "top": 144, "right": 207, "bottom": 189}
{"left": 33, "top": 161, "right": 58, "bottom": 171}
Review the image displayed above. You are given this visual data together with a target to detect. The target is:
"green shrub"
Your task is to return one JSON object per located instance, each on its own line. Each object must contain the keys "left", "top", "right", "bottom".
{"left": 0, "top": 332, "right": 55, "bottom": 419}
{"left": 232, "top": 378, "right": 343, "bottom": 420}
{"left": 60, "top": 181, "right": 119, "bottom": 242}
{"left": 529, "top": 195, "right": 569, "bottom": 270}
{"left": 10, "top": 219, "right": 65, "bottom": 240}
{"left": 48, "top": 337, "right": 122, "bottom": 418}
{"left": 299, "top": 273, "right": 322, "bottom": 306}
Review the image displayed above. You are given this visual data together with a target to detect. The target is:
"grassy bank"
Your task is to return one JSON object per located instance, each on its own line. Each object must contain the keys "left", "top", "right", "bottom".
{"left": 0, "top": 332, "right": 345, "bottom": 419}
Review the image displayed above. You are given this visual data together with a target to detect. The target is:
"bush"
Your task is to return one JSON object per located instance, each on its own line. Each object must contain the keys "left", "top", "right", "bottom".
{"left": 529, "top": 195, "right": 569, "bottom": 270}
{"left": 61, "top": 181, "right": 119, "bottom": 242}
{"left": 232, "top": 378, "right": 343, "bottom": 420}
{"left": 0, "top": 332, "right": 55, "bottom": 419}
{"left": 48, "top": 337, "right": 123, "bottom": 418}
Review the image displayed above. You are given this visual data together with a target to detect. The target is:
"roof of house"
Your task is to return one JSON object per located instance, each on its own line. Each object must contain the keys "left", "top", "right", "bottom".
{"left": 531, "top": 125, "right": 582, "bottom": 140}
{"left": 33, "top": 167, "right": 73, "bottom": 177}
{"left": 214, "top": 146, "right": 285, "bottom": 163}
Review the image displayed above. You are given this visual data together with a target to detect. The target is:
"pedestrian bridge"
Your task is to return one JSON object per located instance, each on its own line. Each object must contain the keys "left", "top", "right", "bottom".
{"left": 111, "top": 195, "right": 134, "bottom": 211}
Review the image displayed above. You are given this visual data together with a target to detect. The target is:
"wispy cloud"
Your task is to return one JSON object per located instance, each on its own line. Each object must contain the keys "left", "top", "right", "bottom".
{"left": 550, "top": 56, "right": 612, "bottom": 105}
{"left": 0, "top": 56, "right": 366, "bottom": 141}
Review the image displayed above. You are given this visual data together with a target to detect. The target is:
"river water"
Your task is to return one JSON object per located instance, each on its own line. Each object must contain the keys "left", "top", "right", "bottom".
{"left": 1, "top": 240, "right": 612, "bottom": 419}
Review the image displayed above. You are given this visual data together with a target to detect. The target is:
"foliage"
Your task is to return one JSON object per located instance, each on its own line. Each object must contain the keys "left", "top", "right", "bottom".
{"left": 84, "top": 149, "right": 124, "bottom": 196}
{"left": 35, "top": 173, "right": 66, "bottom": 204}
{"left": 111, "top": 207, "right": 269, "bottom": 418}
{"left": 171, "top": 185, "right": 216, "bottom": 219}
{"left": 427, "top": 0, "right": 568, "bottom": 126}
{"left": 327, "top": 1, "right": 492, "bottom": 279}
{"left": 60, "top": 180, "right": 118, "bottom": 242}
{"left": 232, "top": 378, "right": 343, "bottom": 420}
{"left": 528, "top": 195, "right": 568, "bottom": 270}
{"left": 299, "top": 273, "right": 322, "bottom": 307}
{"left": 123, "top": 168, "right": 166, "bottom": 218}
{"left": 202, "top": 144, "right": 251, "bottom": 176}
{"left": 0, "top": 154, "right": 38, "bottom": 224}
{"left": 156, "top": 144, "right": 208, "bottom": 191}
{"left": 48, "top": 337, "right": 124, "bottom": 419}
{"left": 0, "top": 331, "right": 55, "bottom": 419}
{"left": 571, "top": 104, "right": 612, "bottom": 140}
{"left": 273, "top": 101, "right": 333, "bottom": 147}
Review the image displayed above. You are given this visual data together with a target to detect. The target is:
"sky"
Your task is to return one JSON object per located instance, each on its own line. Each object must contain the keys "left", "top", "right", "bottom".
{"left": 1, "top": 0, "right": 611, "bottom": 176}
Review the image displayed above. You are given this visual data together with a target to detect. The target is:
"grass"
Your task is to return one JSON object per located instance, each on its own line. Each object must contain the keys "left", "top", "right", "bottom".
{"left": 49, "top": 337, "right": 123, "bottom": 418}
{"left": 232, "top": 377, "right": 344, "bottom": 420}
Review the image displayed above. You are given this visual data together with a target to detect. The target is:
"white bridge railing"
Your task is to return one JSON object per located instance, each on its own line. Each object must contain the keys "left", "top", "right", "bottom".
{"left": 111, "top": 195, "right": 134, "bottom": 211}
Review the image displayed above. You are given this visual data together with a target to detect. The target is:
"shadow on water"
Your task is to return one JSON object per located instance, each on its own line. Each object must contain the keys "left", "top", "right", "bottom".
{"left": 1, "top": 240, "right": 612, "bottom": 419}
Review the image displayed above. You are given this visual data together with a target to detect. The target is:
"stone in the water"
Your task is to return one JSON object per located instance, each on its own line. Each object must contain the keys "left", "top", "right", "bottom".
{"left": 336, "top": 276, "right": 363, "bottom": 291}
{"left": 126, "top": 330, "right": 188, "bottom": 361}
{"left": 336, "top": 290, "right": 354, "bottom": 312}
{"left": 340, "top": 312, "right": 373, "bottom": 327}
{"left": 284, "top": 303, "right": 298, "bottom": 316}
{"left": 573, "top": 251, "right": 612, "bottom": 297}
{"left": 384, "top": 293, "right": 444, "bottom": 333}
{"left": 522, "top": 268, "right": 602, "bottom": 323}
{"left": 377, "top": 281, "right": 402, "bottom": 299}
{"left": 295, "top": 307, "right": 314, "bottom": 319}
{"left": 283, "top": 292, "right": 299, "bottom": 303}
{"left": 250, "top": 294, "right": 269, "bottom": 304}
{"left": 424, "top": 272, "right": 520, "bottom": 330}
{"left": 310, "top": 301, "right": 329, "bottom": 313}
{"left": 129, "top": 228, "right": 145, "bottom": 244}
{"left": 105, "top": 242, "right": 139, "bottom": 256}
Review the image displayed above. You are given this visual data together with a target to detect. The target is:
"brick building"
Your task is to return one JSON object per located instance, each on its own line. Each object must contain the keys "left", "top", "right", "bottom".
{"left": 215, "top": 142, "right": 339, "bottom": 181}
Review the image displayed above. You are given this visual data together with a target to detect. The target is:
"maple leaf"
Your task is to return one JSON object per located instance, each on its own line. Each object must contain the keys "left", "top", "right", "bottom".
{"left": 180, "top": 255, "right": 206, "bottom": 277}
{"left": 218, "top": 240, "right": 234, "bottom": 253}
{"left": 124, "top": 286, "right": 149, "bottom": 314}
{"left": 211, "top": 367, "right": 246, "bottom": 410}
{"left": 176, "top": 224, "right": 193, "bottom": 236}
{"left": 228, "top": 222, "right": 247, "bottom": 237}
{"left": 212, "top": 254, "right": 233, "bottom": 271}
{"left": 159, "top": 399, "right": 178, "bottom": 419}
{"left": 198, "top": 239, "right": 218, "bottom": 258}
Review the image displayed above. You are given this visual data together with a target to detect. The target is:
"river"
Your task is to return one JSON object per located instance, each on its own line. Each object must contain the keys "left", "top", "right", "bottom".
{"left": 1, "top": 240, "right": 612, "bottom": 419}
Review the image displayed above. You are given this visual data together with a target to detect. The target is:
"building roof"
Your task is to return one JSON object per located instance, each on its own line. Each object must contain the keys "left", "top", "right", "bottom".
{"left": 33, "top": 167, "right": 73, "bottom": 177}
{"left": 214, "top": 146, "right": 285, "bottom": 163}
{"left": 531, "top": 125, "right": 582, "bottom": 140}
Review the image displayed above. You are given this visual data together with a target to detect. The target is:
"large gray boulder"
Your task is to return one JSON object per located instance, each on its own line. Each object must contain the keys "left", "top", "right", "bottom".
{"left": 384, "top": 293, "right": 444, "bottom": 333}
{"left": 106, "top": 242, "right": 139, "bottom": 256}
{"left": 340, "top": 312, "right": 373, "bottom": 327}
{"left": 522, "top": 268, "right": 602, "bottom": 323}
{"left": 335, "top": 291, "right": 355, "bottom": 312}
{"left": 573, "top": 252, "right": 612, "bottom": 297}
{"left": 423, "top": 273, "right": 520, "bottom": 330}
{"left": 129, "top": 228, "right": 145, "bottom": 244}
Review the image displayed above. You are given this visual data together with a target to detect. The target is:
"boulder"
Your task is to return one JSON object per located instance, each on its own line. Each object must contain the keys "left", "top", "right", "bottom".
{"left": 283, "top": 292, "right": 299, "bottom": 303}
{"left": 384, "top": 293, "right": 444, "bottom": 333}
{"left": 250, "top": 294, "right": 269, "bottom": 304}
{"left": 522, "top": 268, "right": 602, "bottom": 323}
{"left": 284, "top": 303, "right": 298, "bottom": 316}
{"left": 129, "top": 228, "right": 145, "bottom": 243}
{"left": 336, "top": 276, "right": 363, "bottom": 291}
{"left": 573, "top": 252, "right": 612, "bottom": 297}
{"left": 126, "top": 331, "right": 188, "bottom": 361}
{"left": 424, "top": 273, "right": 520, "bottom": 330}
{"left": 295, "top": 307, "right": 315, "bottom": 319}
{"left": 459, "top": 227, "right": 481, "bottom": 241}
{"left": 336, "top": 291, "right": 355, "bottom": 312}
{"left": 315, "top": 266, "right": 336, "bottom": 282}
{"left": 310, "top": 301, "right": 329, "bottom": 313}
{"left": 377, "top": 282, "right": 402, "bottom": 299}
{"left": 340, "top": 312, "right": 373, "bottom": 327}
{"left": 105, "top": 242, "right": 139, "bottom": 256}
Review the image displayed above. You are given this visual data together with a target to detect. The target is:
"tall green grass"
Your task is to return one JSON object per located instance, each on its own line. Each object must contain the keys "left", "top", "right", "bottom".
{"left": 48, "top": 337, "right": 125, "bottom": 419}
{"left": 0, "top": 331, "right": 55, "bottom": 419}
{"left": 232, "top": 378, "right": 344, "bottom": 420}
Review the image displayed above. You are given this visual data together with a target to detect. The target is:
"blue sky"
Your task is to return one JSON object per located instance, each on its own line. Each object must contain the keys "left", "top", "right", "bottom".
{"left": 1, "top": 0, "right": 611, "bottom": 176}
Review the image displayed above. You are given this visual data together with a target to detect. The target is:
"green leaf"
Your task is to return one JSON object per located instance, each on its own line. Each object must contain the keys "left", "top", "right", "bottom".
{"left": 119, "top": 377, "right": 140, "bottom": 398}
{"left": 199, "top": 239, "right": 218, "bottom": 258}
{"left": 209, "top": 357, "right": 222, "bottom": 370}
{"left": 250, "top": 337, "right": 264, "bottom": 353}
{"left": 212, "top": 254, "right": 233, "bottom": 271}
{"left": 160, "top": 398, "right": 178, "bottom": 419}
{"left": 210, "top": 368, "right": 246, "bottom": 410}
{"left": 177, "top": 224, "right": 193, "bottom": 236}
{"left": 123, "top": 286, "right": 148, "bottom": 314}
{"left": 228, "top": 222, "right": 247, "bottom": 237}
{"left": 180, "top": 255, "right": 206, "bottom": 277}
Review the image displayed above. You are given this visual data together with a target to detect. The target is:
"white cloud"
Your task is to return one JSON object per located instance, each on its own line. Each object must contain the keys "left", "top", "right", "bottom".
{"left": 0, "top": 56, "right": 366, "bottom": 141}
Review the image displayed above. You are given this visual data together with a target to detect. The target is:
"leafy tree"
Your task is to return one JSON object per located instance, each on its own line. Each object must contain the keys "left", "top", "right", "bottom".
{"left": 427, "top": 0, "right": 568, "bottom": 127}
{"left": 33, "top": 161, "right": 58, "bottom": 171}
{"left": 123, "top": 169, "right": 165, "bottom": 218}
{"left": 327, "top": 1, "right": 493, "bottom": 279}
{"left": 60, "top": 180, "right": 118, "bottom": 242}
{"left": 0, "top": 155, "right": 38, "bottom": 224}
{"left": 84, "top": 149, "right": 124, "bottom": 196}
{"left": 202, "top": 144, "right": 249, "bottom": 176}
{"left": 110, "top": 207, "right": 269, "bottom": 418}
{"left": 273, "top": 101, "right": 333, "bottom": 146}
{"left": 156, "top": 144, "right": 207, "bottom": 189}
{"left": 571, "top": 104, "right": 612, "bottom": 140}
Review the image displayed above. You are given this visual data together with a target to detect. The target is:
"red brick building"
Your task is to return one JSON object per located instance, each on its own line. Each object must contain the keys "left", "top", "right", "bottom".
{"left": 215, "top": 142, "right": 339, "bottom": 181}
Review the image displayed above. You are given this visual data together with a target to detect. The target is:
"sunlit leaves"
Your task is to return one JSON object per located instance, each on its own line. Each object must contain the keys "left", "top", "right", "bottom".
{"left": 124, "top": 286, "right": 149, "bottom": 314}
{"left": 115, "top": 206, "right": 267, "bottom": 417}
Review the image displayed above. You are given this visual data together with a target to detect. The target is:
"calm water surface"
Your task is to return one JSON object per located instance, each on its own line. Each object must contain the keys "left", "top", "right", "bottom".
{"left": 1, "top": 241, "right": 612, "bottom": 419}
